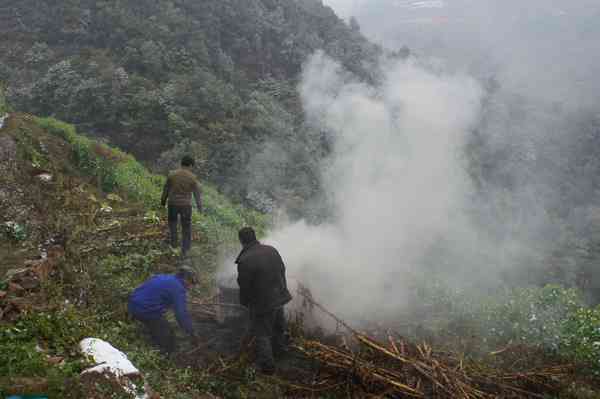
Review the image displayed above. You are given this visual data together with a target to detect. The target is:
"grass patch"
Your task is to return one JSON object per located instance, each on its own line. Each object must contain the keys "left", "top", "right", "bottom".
{"left": 34, "top": 116, "right": 268, "bottom": 241}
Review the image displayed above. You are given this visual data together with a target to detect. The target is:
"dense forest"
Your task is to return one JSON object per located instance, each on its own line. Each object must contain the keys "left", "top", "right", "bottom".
{"left": 0, "top": 0, "right": 380, "bottom": 214}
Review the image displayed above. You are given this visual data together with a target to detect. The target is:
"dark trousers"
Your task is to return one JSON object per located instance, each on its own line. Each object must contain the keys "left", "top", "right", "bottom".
{"left": 247, "top": 307, "right": 286, "bottom": 371}
{"left": 168, "top": 205, "right": 192, "bottom": 255}
{"left": 138, "top": 316, "right": 176, "bottom": 354}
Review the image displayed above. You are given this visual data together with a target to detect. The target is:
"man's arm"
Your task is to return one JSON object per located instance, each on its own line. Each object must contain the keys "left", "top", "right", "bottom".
{"left": 275, "top": 250, "right": 289, "bottom": 290}
{"left": 193, "top": 181, "right": 202, "bottom": 211}
{"left": 161, "top": 176, "right": 171, "bottom": 207}
{"left": 237, "top": 262, "right": 253, "bottom": 307}
{"left": 173, "top": 286, "right": 195, "bottom": 336}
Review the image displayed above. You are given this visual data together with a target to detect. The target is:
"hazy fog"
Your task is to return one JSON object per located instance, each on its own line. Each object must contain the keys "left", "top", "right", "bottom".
{"left": 325, "top": 0, "right": 600, "bottom": 107}
{"left": 223, "top": 0, "right": 600, "bottom": 323}
{"left": 263, "top": 52, "right": 483, "bottom": 321}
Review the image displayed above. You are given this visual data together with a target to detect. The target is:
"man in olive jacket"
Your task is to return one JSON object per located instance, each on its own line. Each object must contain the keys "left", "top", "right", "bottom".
{"left": 161, "top": 156, "right": 202, "bottom": 256}
{"left": 236, "top": 227, "right": 292, "bottom": 374}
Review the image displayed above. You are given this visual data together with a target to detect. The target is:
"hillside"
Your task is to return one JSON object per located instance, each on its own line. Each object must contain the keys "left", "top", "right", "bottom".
{"left": 0, "top": 112, "right": 269, "bottom": 397}
{"left": 5, "top": 2, "right": 600, "bottom": 397}
{"left": 3, "top": 115, "right": 600, "bottom": 397}
{"left": 0, "top": 0, "right": 381, "bottom": 211}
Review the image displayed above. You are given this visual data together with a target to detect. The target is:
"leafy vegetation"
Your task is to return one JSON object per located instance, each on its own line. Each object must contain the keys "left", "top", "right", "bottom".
{"left": 0, "top": 0, "right": 599, "bottom": 393}
{"left": 34, "top": 116, "right": 268, "bottom": 241}
{"left": 2, "top": 109, "right": 600, "bottom": 397}
{"left": 1, "top": 221, "right": 27, "bottom": 242}
{"left": 416, "top": 280, "right": 600, "bottom": 373}
{"left": 1, "top": 0, "right": 380, "bottom": 212}
{"left": 0, "top": 84, "right": 9, "bottom": 114}
{"left": 0, "top": 114, "right": 272, "bottom": 397}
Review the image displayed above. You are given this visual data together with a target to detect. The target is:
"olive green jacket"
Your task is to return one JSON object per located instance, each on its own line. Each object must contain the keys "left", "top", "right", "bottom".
{"left": 161, "top": 168, "right": 202, "bottom": 209}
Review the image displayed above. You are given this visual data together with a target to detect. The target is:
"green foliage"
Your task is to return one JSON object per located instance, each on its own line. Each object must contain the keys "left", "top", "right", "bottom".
{"left": 2, "top": 0, "right": 380, "bottom": 209}
{"left": 0, "top": 113, "right": 275, "bottom": 398}
{"left": 34, "top": 117, "right": 267, "bottom": 237}
{"left": 37, "top": 116, "right": 164, "bottom": 206}
{"left": 562, "top": 306, "right": 600, "bottom": 370}
{"left": 143, "top": 210, "right": 161, "bottom": 225}
{"left": 0, "top": 309, "right": 89, "bottom": 379}
{"left": 0, "top": 338, "right": 47, "bottom": 377}
{"left": 471, "top": 285, "right": 580, "bottom": 346}
{"left": 2, "top": 221, "right": 27, "bottom": 241}
{"left": 0, "top": 84, "right": 10, "bottom": 114}
{"left": 35, "top": 116, "right": 76, "bottom": 141}
{"left": 418, "top": 281, "right": 600, "bottom": 371}
{"left": 16, "top": 309, "right": 92, "bottom": 354}
{"left": 90, "top": 251, "right": 163, "bottom": 308}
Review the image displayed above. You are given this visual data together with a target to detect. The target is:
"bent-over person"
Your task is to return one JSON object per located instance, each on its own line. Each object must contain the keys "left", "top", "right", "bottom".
{"left": 128, "top": 266, "right": 199, "bottom": 354}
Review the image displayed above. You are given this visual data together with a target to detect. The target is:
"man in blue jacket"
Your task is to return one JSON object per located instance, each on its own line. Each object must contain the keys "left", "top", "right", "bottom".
{"left": 128, "top": 266, "right": 198, "bottom": 354}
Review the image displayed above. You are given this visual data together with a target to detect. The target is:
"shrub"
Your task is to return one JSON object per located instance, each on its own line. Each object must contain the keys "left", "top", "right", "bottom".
{"left": 416, "top": 280, "right": 600, "bottom": 371}
{"left": 2, "top": 221, "right": 27, "bottom": 241}
{"left": 0, "top": 309, "right": 89, "bottom": 377}
{"left": 562, "top": 306, "right": 600, "bottom": 370}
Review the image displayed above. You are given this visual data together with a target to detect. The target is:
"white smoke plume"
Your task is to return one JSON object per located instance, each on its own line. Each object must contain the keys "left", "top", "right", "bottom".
{"left": 263, "top": 52, "right": 483, "bottom": 321}
{"left": 220, "top": 1, "right": 600, "bottom": 323}
{"left": 248, "top": 0, "right": 600, "bottom": 323}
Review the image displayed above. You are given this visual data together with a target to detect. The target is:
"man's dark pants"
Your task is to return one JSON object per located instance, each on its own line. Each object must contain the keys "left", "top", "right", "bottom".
{"left": 133, "top": 315, "right": 176, "bottom": 354}
{"left": 247, "top": 307, "right": 286, "bottom": 372}
{"left": 168, "top": 205, "right": 192, "bottom": 255}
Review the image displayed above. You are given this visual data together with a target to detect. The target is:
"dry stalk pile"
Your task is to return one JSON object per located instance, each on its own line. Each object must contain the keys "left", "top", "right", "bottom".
{"left": 294, "top": 287, "right": 572, "bottom": 398}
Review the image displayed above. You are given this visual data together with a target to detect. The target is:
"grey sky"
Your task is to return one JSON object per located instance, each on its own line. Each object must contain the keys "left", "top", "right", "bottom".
{"left": 325, "top": 0, "right": 600, "bottom": 106}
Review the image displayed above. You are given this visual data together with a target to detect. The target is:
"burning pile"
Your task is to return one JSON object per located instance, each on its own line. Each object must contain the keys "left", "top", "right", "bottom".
{"left": 184, "top": 279, "right": 575, "bottom": 398}
{"left": 293, "top": 288, "right": 573, "bottom": 398}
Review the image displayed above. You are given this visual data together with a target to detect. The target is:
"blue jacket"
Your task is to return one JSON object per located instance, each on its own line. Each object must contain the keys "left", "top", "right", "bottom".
{"left": 128, "top": 274, "right": 194, "bottom": 336}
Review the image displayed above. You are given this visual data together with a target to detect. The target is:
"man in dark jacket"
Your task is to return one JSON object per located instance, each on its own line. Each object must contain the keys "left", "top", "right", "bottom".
{"left": 161, "top": 156, "right": 202, "bottom": 256}
{"left": 236, "top": 227, "right": 292, "bottom": 373}
{"left": 128, "top": 266, "right": 198, "bottom": 354}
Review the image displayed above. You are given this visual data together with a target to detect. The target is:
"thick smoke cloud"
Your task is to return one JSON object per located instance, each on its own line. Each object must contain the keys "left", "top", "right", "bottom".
{"left": 222, "top": 0, "right": 600, "bottom": 323}
{"left": 316, "top": 0, "right": 600, "bottom": 291}
{"left": 263, "top": 52, "right": 483, "bottom": 321}
{"left": 255, "top": 0, "right": 600, "bottom": 320}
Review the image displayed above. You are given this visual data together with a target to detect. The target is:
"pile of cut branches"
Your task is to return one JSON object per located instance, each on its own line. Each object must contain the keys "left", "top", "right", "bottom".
{"left": 294, "top": 288, "right": 573, "bottom": 398}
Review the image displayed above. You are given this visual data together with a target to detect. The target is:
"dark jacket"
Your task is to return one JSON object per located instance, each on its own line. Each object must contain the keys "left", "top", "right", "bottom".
{"left": 236, "top": 241, "right": 292, "bottom": 314}
{"left": 128, "top": 274, "right": 194, "bottom": 336}
{"left": 161, "top": 168, "right": 202, "bottom": 209}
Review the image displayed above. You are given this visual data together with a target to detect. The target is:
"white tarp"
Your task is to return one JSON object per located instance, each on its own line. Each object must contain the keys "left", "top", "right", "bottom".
{"left": 79, "top": 338, "right": 149, "bottom": 399}
{"left": 0, "top": 114, "right": 7, "bottom": 129}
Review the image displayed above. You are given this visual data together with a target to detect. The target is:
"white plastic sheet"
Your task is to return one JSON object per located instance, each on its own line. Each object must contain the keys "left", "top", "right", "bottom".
{"left": 79, "top": 338, "right": 149, "bottom": 399}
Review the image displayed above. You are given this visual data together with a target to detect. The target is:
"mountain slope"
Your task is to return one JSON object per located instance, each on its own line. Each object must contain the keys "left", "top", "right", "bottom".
{"left": 0, "top": 113, "right": 268, "bottom": 397}
{"left": 1, "top": 0, "right": 381, "bottom": 210}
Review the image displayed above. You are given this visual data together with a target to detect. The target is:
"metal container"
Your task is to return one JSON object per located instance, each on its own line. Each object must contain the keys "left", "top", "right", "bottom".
{"left": 215, "top": 276, "right": 246, "bottom": 324}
